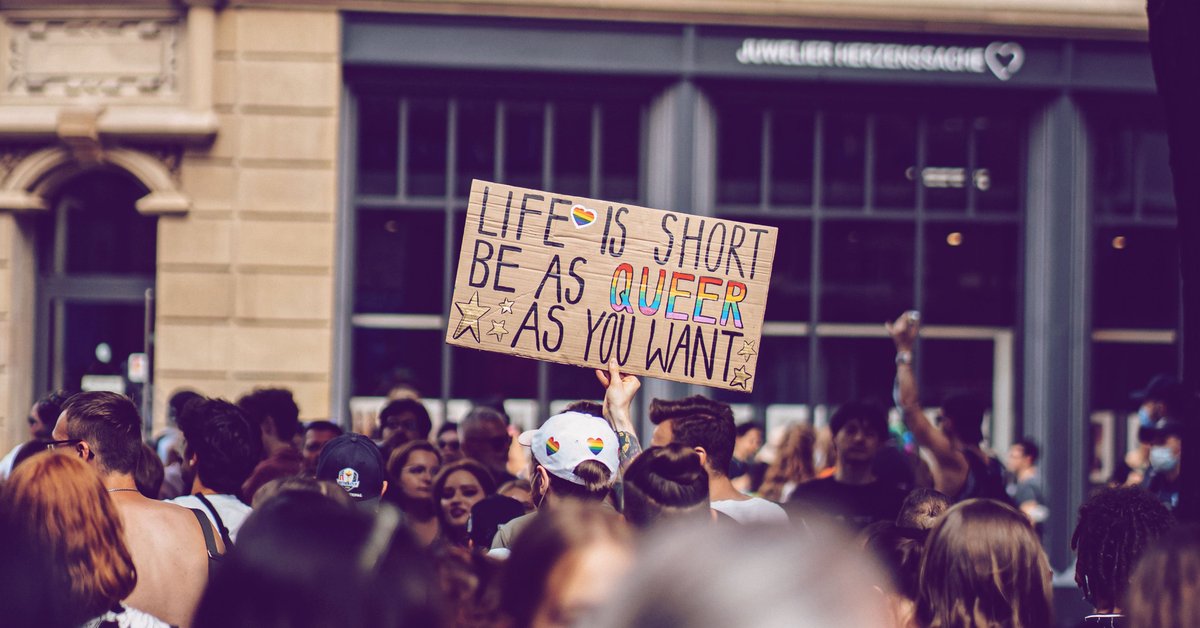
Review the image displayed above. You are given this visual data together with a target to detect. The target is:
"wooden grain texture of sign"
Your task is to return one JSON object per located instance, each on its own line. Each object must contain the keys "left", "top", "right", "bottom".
{"left": 446, "top": 180, "right": 777, "bottom": 392}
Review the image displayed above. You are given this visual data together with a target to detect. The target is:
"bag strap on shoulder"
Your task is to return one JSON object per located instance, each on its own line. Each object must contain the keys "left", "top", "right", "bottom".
{"left": 193, "top": 493, "right": 234, "bottom": 548}
{"left": 189, "top": 507, "right": 224, "bottom": 562}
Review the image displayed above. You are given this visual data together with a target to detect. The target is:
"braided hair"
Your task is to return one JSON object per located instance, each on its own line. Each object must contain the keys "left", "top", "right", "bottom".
{"left": 1071, "top": 487, "right": 1174, "bottom": 610}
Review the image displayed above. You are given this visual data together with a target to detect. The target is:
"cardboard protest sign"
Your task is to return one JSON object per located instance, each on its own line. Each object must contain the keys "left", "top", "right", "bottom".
{"left": 445, "top": 180, "right": 777, "bottom": 392}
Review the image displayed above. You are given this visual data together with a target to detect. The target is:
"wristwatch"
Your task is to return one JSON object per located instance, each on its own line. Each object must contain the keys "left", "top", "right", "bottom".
{"left": 895, "top": 350, "right": 914, "bottom": 366}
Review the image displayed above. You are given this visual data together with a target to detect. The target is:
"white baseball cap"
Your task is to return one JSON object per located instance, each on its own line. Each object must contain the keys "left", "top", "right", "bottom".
{"left": 518, "top": 411, "right": 620, "bottom": 486}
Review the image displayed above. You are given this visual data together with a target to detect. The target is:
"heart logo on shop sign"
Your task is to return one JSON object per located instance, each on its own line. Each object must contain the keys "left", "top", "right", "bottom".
{"left": 984, "top": 42, "right": 1024, "bottom": 82}
{"left": 571, "top": 204, "right": 597, "bottom": 228}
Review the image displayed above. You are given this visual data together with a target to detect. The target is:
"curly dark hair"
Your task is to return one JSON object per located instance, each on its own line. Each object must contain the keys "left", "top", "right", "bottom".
{"left": 378, "top": 398, "right": 432, "bottom": 440}
{"left": 829, "top": 401, "right": 889, "bottom": 440}
{"left": 34, "top": 390, "right": 72, "bottom": 428}
{"left": 237, "top": 388, "right": 301, "bottom": 442}
{"left": 179, "top": 398, "right": 264, "bottom": 495}
{"left": 1071, "top": 487, "right": 1175, "bottom": 609}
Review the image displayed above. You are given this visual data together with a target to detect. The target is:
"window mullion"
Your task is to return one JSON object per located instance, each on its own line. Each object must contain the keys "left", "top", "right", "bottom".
{"left": 397, "top": 98, "right": 408, "bottom": 201}
{"left": 590, "top": 104, "right": 602, "bottom": 198}
{"left": 441, "top": 98, "right": 458, "bottom": 409}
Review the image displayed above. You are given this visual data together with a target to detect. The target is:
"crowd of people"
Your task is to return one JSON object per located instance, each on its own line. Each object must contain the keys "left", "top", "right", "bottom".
{"left": 0, "top": 310, "right": 1197, "bottom": 628}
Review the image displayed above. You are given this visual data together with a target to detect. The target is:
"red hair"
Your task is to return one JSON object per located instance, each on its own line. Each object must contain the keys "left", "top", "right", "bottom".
{"left": 1, "top": 452, "right": 136, "bottom": 620}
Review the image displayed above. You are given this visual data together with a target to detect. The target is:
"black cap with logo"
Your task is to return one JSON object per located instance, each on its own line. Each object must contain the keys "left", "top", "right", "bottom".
{"left": 315, "top": 433, "right": 385, "bottom": 503}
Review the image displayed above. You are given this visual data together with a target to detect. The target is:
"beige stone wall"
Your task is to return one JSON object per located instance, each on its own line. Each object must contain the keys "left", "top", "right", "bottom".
{"left": 154, "top": 7, "right": 340, "bottom": 428}
{"left": 0, "top": 214, "right": 35, "bottom": 457}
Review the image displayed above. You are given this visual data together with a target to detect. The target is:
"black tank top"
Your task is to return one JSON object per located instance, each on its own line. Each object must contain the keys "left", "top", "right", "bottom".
{"left": 956, "top": 449, "right": 1014, "bottom": 506}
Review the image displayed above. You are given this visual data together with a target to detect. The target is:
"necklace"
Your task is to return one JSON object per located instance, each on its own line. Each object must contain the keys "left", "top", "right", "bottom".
{"left": 107, "top": 488, "right": 140, "bottom": 493}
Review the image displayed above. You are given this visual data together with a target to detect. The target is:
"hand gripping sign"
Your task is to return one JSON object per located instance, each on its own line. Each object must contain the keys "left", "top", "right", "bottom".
{"left": 446, "top": 180, "right": 777, "bottom": 392}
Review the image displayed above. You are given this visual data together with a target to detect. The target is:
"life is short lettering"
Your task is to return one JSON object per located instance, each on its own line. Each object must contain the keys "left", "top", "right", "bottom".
{"left": 446, "top": 180, "right": 777, "bottom": 392}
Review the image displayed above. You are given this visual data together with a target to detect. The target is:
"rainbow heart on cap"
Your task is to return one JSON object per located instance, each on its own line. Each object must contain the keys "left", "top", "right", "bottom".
{"left": 546, "top": 437, "right": 561, "bottom": 456}
{"left": 571, "top": 204, "right": 596, "bottom": 228}
{"left": 586, "top": 437, "right": 604, "bottom": 455}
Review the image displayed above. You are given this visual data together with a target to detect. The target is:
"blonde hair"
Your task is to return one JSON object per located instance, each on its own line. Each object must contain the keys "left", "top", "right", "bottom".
{"left": 917, "top": 499, "right": 1052, "bottom": 628}
{"left": 1, "top": 453, "right": 136, "bottom": 621}
{"left": 758, "top": 423, "right": 816, "bottom": 502}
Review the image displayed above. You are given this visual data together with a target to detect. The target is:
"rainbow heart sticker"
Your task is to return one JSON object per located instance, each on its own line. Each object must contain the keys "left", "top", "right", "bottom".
{"left": 586, "top": 437, "right": 604, "bottom": 455}
{"left": 546, "top": 437, "right": 561, "bottom": 456}
{"left": 571, "top": 204, "right": 596, "bottom": 229}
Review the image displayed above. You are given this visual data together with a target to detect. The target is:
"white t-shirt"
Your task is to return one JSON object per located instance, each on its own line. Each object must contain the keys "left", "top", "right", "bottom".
{"left": 0, "top": 443, "right": 21, "bottom": 480}
{"left": 82, "top": 605, "right": 170, "bottom": 628}
{"left": 167, "top": 493, "right": 252, "bottom": 543}
{"left": 712, "top": 497, "right": 789, "bottom": 524}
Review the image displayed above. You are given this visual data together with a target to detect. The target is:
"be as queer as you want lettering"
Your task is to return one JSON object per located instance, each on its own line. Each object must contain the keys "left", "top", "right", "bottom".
{"left": 445, "top": 180, "right": 777, "bottom": 392}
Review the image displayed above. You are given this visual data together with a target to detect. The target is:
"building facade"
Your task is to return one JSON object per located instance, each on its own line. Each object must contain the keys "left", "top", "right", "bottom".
{"left": 0, "top": 0, "right": 1170, "bottom": 566}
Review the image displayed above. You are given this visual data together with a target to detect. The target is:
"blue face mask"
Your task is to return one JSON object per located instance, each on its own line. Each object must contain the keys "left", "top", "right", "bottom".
{"left": 1139, "top": 407, "right": 1155, "bottom": 428}
{"left": 1150, "top": 445, "right": 1179, "bottom": 473}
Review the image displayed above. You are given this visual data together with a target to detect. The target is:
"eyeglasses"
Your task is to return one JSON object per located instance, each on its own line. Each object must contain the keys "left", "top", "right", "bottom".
{"left": 438, "top": 440, "right": 461, "bottom": 451}
{"left": 45, "top": 439, "right": 84, "bottom": 451}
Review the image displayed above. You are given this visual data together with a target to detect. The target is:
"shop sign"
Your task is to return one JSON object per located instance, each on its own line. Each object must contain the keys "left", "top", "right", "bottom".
{"left": 735, "top": 38, "right": 1025, "bottom": 81}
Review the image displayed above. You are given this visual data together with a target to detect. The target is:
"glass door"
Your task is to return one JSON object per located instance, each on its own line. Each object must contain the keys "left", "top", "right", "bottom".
{"left": 34, "top": 169, "right": 157, "bottom": 426}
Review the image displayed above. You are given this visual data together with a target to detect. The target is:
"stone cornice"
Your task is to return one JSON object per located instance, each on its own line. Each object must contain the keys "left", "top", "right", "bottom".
{"left": 0, "top": 3, "right": 218, "bottom": 143}
{"left": 0, "top": 107, "right": 219, "bottom": 143}
{"left": 233, "top": 0, "right": 1148, "bottom": 40}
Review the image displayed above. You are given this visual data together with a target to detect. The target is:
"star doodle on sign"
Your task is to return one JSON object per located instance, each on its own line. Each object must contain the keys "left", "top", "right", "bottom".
{"left": 736, "top": 340, "right": 758, "bottom": 362}
{"left": 729, "top": 366, "right": 753, "bottom": 390}
{"left": 452, "top": 292, "right": 491, "bottom": 343}
{"left": 487, "top": 319, "right": 509, "bottom": 343}
{"left": 498, "top": 298, "right": 516, "bottom": 315}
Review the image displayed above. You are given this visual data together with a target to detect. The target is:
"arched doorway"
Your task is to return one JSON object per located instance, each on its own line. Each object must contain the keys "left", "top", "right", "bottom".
{"left": 34, "top": 168, "right": 157, "bottom": 411}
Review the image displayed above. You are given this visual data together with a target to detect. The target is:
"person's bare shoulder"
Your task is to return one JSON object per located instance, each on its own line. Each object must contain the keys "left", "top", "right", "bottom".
{"left": 122, "top": 495, "right": 195, "bottom": 519}
{"left": 117, "top": 497, "right": 220, "bottom": 552}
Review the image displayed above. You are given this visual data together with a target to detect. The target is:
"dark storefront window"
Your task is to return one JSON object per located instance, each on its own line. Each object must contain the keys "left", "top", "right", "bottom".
{"left": 820, "top": 220, "right": 916, "bottom": 323}
{"left": 922, "top": 223, "right": 1020, "bottom": 327}
{"left": 1094, "top": 124, "right": 1176, "bottom": 220}
{"left": 351, "top": 88, "right": 646, "bottom": 409}
{"left": 1086, "top": 105, "right": 1179, "bottom": 490}
{"left": 1090, "top": 110, "right": 1179, "bottom": 332}
{"left": 1088, "top": 107, "right": 1179, "bottom": 414}
{"left": 355, "top": 210, "right": 447, "bottom": 315}
{"left": 1092, "top": 226, "right": 1178, "bottom": 330}
{"left": 712, "top": 98, "right": 1024, "bottom": 410}
{"left": 35, "top": 169, "right": 156, "bottom": 400}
